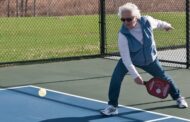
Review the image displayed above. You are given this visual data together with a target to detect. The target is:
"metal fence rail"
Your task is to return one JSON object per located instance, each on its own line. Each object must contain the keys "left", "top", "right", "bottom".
{"left": 0, "top": 0, "right": 189, "bottom": 68}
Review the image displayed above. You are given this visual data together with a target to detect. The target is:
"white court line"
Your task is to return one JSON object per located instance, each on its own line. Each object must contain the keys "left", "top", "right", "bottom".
{"left": 0, "top": 85, "right": 30, "bottom": 91}
{"left": 29, "top": 85, "right": 190, "bottom": 122}
{"left": 145, "top": 116, "right": 172, "bottom": 122}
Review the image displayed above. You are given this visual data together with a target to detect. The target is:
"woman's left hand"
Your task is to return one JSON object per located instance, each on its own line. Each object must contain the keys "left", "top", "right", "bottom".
{"left": 165, "top": 26, "right": 175, "bottom": 31}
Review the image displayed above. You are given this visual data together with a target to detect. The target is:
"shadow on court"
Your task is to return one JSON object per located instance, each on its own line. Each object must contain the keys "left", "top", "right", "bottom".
{"left": 145, "top": 105, "right": 177, "bottom": 111}
{"left": 40, "top": 114, "right": 145, "bottom": 122}
{"left": 40, "top": 115, "right": 105, "bottom": 122}
{"left": 40, "top": 104, "right": 188, "bottom": 122}
{"left": 128, "top": 97, "right": 190, "bottom": 107}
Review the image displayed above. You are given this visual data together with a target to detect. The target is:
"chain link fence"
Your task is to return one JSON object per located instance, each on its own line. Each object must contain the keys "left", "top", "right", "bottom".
{"left": 0, "top": 0, "right": 100, "bottom": 64}
{"left": 104, "top": 0, "right": 189, "bottom": 68}
{"left": 0, "top": 0, "right": 189, "bottom": 68}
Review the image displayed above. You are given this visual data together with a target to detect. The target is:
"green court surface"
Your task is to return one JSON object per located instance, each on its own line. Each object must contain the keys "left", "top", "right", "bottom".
{"left": 0, "top": 58, "right": 189, "bottom": 120}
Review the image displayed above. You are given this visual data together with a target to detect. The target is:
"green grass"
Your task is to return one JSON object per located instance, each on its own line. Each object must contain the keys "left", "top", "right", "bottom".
{"left": 0, "top": 12, "right": 186, "bottom": 62}
{"left": 0, "top": 15, "right": 100, "bottom": 62}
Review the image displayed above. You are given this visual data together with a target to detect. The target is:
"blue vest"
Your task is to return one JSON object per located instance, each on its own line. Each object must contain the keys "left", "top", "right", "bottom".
{"left": 119, "top": 16, "right": 157, "bottom": 66}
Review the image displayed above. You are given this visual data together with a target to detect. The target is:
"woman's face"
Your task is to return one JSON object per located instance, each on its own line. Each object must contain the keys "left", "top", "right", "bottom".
{"left": 121, "top": 10, "right": 137, "bottom": 29}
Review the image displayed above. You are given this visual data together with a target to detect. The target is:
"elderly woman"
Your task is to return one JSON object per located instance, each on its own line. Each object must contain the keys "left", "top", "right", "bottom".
{"left": 101, "top": 3, "right": 188, "bottom": 116}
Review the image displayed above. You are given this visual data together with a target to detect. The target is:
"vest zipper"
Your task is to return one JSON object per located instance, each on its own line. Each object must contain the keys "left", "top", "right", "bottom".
{"left": 142, "top": 45, "right": 146, "bottom": 65}
{"left": 142, "top": 34, "right": 147, "bottom": 65}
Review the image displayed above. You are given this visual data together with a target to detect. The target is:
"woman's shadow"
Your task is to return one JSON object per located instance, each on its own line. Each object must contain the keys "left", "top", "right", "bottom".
{"left": 40, "top": 114, "right": 108, "bottom": 122}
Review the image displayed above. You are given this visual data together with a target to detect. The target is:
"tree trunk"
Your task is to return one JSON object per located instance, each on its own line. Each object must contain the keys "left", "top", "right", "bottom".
{"left": 33, "top": 0, "right": 36, "bottom": 16}
{"left": 20, "top": 0, "right": 24, "bottom": 17}
{"left": 16, "top": 0, "right": 19, "bottom": 17}
{"left": 47, "top": 0, "right": 52, "bottom": 16}
{"left": 24, "top": 0, "right": 28, "bottom": 16}
{"left": 7, "top": 0, "right": 10, "bottom": 17}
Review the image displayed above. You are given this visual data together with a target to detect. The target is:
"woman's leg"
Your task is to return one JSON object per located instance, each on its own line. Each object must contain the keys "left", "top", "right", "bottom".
{"left": 139, "top": 59, "right": 180, "bottom": 100}
{"left": 108, "top": 59, "right": 128, "bottom": 107}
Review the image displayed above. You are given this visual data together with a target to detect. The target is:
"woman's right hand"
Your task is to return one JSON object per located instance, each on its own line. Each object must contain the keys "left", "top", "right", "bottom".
{"left": 134, "top": 76, "right": 144, "bottom": 85}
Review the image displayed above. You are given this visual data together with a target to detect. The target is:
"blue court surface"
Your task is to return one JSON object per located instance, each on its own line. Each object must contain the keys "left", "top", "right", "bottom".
{"left": 0, "top": 86, "right": 189, "bottom": 122}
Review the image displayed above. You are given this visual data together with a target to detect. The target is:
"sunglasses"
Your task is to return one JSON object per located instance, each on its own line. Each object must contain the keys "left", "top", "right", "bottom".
{"left": 120, "top": 17, "right": 134, "bottom": 22}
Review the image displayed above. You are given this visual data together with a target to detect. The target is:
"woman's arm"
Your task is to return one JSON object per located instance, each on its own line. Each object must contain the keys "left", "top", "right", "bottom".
{"left": 118, "top": 32, "right": 140, "bottom": 79}
{"left": 146, "top": 16, "right": 174, "bottom": 30}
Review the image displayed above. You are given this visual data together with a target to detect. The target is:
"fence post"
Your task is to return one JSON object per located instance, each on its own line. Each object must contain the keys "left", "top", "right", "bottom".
{"left": 99, "top": 0, "right": 106, "bottom": 55}
{"left": 186, "top": 0, "right": 190, "bottom": 69}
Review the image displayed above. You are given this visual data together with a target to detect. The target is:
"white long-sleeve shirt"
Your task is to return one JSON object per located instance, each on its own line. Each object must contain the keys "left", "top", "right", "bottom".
{"left": 118, "top": 16, "right": 172, "bottom": 79}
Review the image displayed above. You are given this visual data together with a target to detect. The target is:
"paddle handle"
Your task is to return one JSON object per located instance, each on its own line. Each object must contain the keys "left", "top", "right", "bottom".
{"left": 143, "top": 81, "right": 148, "bottom": 85}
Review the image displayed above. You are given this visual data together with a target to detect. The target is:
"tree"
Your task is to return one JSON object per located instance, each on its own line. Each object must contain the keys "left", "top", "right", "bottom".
{"left": 33, "top": 0, "right": 36, "bottom": 16}
{"left": 24, "top": 0, "right": 28, "bottom": 16}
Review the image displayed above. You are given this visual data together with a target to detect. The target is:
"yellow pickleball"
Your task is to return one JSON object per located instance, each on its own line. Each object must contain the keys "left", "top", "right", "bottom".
{"left": 38, "top": 88, "right": 47, "bottom": 97}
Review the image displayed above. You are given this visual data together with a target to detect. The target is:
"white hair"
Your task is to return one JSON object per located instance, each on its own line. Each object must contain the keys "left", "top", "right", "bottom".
{"left": 118, "top": 3, "right": 141, "bottom": 19}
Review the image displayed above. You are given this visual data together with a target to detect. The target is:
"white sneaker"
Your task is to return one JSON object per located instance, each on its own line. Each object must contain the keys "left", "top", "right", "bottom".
{"left": 176, "top": 97, "right": 188, "bottom": 108}
{"left": 100, "top": 105, "right": 118, "bottom": 116}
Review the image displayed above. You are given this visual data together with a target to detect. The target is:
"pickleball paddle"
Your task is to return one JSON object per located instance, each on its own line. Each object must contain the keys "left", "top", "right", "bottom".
{"left": 144, "top": 77, "right": 170, "bottom": 99}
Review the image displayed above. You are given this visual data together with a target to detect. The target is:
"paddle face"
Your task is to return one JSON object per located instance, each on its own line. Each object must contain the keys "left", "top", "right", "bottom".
{"left": 144, "top": 78, "right": 170, "bottom": 99}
